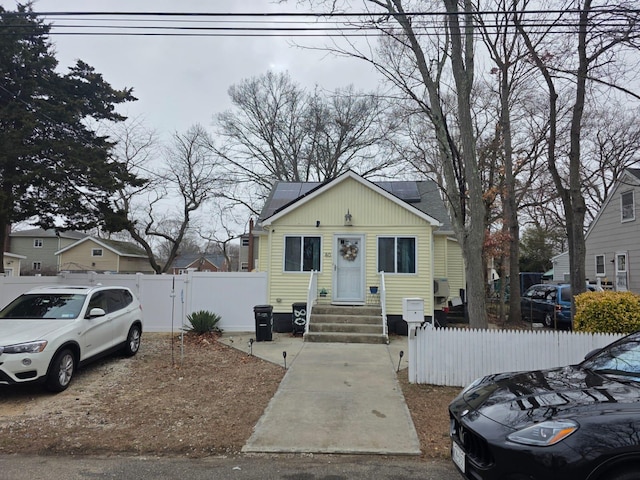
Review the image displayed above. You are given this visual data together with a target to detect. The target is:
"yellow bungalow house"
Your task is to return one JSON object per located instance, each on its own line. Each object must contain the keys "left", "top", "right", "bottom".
{"left": 252, "top": 171, "right": 465, "bottom": 341}
{"left": 55, "top": 237, "right": 154, "bottom": 274}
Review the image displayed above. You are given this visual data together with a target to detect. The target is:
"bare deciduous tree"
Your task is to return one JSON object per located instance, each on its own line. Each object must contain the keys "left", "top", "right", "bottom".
{"left": 515, "top": 0, "right": 640, "bottom": 303}
{"left": 212, "top": 70, "right": 397, "bottom": 208}
{"left": 108, "top": 123, "right": 223, "bottom": 273}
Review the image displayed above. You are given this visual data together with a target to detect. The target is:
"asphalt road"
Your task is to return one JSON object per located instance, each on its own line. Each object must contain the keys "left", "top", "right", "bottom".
{"left": 0, "top": 454, "right": 461, "bottom": 480}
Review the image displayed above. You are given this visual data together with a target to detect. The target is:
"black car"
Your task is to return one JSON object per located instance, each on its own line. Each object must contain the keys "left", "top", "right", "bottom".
{"left": 449, "top": 331, "right": 640, "bottom": 480}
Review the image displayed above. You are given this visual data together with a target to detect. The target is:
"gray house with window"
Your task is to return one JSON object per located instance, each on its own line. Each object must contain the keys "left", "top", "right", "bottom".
{"left": 585, "top": 168, "right": 640, "bottom": 292}
{"left": 8, "top": 228, "right": 87, "bottom": 275}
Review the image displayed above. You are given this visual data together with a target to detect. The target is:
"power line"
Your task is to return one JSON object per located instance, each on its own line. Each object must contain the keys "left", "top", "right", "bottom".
{"left": 0, "top": 8, "right": 635, "bottom": 37}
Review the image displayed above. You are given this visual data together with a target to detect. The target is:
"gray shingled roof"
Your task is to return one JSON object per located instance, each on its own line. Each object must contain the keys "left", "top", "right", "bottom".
{"left": 10, "top": 228, "right": 87, "bottom": 239}
{"left": 171, "top": 253, "right": 226, "bottom": 269}
{"left": 626, "top": 168, "right": 640, "bottom": 180}
{"left": 96, "top": 238, "right": 148, "bottom": 257}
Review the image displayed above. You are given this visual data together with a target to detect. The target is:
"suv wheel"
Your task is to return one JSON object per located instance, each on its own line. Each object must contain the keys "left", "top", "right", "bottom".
{"left": 46, "top": 349, "right": 75, "bottom": 392}
{"left": 123, "top": 324, "right": 141, "bottom": 356}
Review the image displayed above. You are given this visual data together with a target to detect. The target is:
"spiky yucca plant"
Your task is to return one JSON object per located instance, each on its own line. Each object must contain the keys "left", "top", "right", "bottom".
{"left": 185, "top": 310, "right": 222, "bottom": 334}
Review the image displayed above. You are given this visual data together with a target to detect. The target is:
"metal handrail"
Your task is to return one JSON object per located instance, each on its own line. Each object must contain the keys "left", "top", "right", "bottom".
{"left": 305, "top": 270, "right": 318, "bottom": 335}
{"left": 379, "top": 271, "right": 388, "bottom": 339}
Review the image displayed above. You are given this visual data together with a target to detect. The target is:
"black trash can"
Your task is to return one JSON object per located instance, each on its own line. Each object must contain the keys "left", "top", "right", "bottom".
{"left": 254, "top": 305, "right": 273, "bottom": 342}
{"left": 292, "top": 302, "right": 307, "bottom": 336}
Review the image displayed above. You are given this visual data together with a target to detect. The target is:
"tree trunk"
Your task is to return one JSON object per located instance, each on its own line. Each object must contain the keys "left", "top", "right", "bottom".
{"left": 500, "top": 69, "right": 521, "bottom": 323}
{"left": 445, "top": 0, "right": 488, "bottom": 329}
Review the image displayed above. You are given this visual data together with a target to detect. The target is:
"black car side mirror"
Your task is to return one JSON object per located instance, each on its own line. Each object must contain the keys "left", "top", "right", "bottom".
{"left": 584, "top": 348, "right": 602, "bottom": 360}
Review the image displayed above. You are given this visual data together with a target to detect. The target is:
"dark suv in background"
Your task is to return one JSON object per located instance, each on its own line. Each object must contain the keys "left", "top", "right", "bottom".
{"left": 521, "top": 283, "right": 594, "bottom": 329}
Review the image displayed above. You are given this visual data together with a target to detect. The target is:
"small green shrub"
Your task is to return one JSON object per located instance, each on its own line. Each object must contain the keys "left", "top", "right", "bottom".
{"left": 185, "top": 310, "right": 222, "bottom": 334}
{"left": 574, "top": 291, "right": 640, "bottom": 334}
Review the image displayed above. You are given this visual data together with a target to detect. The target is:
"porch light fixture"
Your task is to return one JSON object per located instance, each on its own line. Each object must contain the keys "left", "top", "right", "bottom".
{"left": 344, "top": 209, "right": 353, "bottom": 226}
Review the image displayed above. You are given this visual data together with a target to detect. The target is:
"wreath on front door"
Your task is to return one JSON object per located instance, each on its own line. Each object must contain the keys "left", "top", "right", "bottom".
{"left": 340, "top": 242, "right": 359, "bottom": 261}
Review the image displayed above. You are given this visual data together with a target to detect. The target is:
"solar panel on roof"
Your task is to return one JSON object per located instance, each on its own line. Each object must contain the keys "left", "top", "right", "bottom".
{"left": 391, "top": 182, "right": 421, "bottom": 202}
{"left": 374, "top": 181, "right": 421, "bottom": 202}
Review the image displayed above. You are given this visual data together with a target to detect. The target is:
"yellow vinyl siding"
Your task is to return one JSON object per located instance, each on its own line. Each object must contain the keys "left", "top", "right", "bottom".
{"left": 119, "top": 256, "right": 155, "bottom": 273}
{"left": 279, "top": 177, "right": 429, "bottom": 228}
{"left": 58, "top": 240, "right": 153, "bottom": 273}
{"left": 445, "top": 238, "right": 465, "bottom": 298}
{"left": 59, "top": 241, "right": 120, "bottom": 272}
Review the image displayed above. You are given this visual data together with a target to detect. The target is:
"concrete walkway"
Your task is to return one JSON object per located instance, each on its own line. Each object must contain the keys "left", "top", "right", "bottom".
{"left": 239, "top": 340, "right": 421, "bottom": 455}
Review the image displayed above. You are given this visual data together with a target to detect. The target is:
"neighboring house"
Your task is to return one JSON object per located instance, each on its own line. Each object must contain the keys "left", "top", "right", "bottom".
{"left": 8, "top": 228, "right": 86, "bottom": 275}
{"left": 2, "top": 252, "right": 27, "bottom": 276}
{"left": 56, "top": 237, "right": 155, "bottom": 274}
{"left": 251, "top": 170, "right": 466, "bottom": 332}
{"left": 585, "top": 168, "right": 640, "bottom": 292}
{"left": 170, "top": 253, "right": 227, "bottom": 274}
{"left": 551, "top": 251, "right": 570, "bottom": 283}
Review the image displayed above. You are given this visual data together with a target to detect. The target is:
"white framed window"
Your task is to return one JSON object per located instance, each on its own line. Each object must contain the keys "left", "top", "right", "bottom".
{"left": 241, "top": 262, "right": 249, "bottom": 271}
{"left": 621, "top": 191, "right": 635, "bottom": 222}
{"left": 32, "top": 262, "right": 42, "bottom": 271}
{"left": 377, "top": 236, "right": 417, "bottom": 274}
{"left": 241, "top": 237, "right": 250, "bottom": 247}
{"left": 33, "top": 238, "right": 43, "bottom": 248}
{"left": 91, "top": 248, "right": 103, "bottom": 257}
{"left": 284, "top": 236, "right": 321, "bottom": 272}
{"left": 595, "top": 254, "right": 605, "bottom": 277}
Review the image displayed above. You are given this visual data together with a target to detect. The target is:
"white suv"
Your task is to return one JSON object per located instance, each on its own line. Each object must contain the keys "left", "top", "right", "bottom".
{"left": 0, "top": 285, "right": 143, "bottom": 392}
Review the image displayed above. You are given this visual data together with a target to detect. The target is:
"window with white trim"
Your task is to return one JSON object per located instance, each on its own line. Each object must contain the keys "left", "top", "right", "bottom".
{"left": 377, "top": 237, "right": 416, "bottom": 274}
{"left": 595, "top": 254, "right": 605, "bottom": 277}
{"left": 284, "top": 236, "right": 321, "bottom": 272}
{"left": 91, "top": 248, "right": 103, "bottom": 257}
{"left": 32, "top": 262, "right": 41, "bottom": 271}
{"left": 621, "top": 191, "right": 635, "bottom": 222}
{"left": 33, "top": 238, "right": 43, "bottom": 248}
{"left": 241, "top": 237, "right": 250, "bottom": 247}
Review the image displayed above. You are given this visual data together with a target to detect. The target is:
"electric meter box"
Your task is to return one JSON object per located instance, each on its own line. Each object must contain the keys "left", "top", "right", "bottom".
{"left": 402, "top": 297, "right": 424, "bottom": 322}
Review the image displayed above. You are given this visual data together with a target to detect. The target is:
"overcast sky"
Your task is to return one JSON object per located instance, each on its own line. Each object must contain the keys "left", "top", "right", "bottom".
{"left": 4, "top": 0, "right": 383, "bottom": 140}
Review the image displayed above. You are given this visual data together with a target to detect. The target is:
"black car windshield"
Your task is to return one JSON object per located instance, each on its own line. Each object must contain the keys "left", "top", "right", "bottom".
{"left": 0, "top": 294, "right": 86, "bottom": 320}
{"left": 582, "top": 333, "right": 640, "bottom": 378}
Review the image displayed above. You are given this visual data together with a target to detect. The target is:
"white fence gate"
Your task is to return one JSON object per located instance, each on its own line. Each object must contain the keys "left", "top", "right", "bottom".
{"left": 0, "top": 271, "right": 268, "bottom": 333}
{"left": 409, "top": 326, "right": 625, "bottom": 387}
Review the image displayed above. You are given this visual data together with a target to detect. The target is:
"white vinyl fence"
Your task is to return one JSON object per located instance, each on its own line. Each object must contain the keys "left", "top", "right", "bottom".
{"left": 0, "top": 271, "right": 268, "bottom": 333}
{"left": 409, "top": 326, "right": 625, "bottom": 387}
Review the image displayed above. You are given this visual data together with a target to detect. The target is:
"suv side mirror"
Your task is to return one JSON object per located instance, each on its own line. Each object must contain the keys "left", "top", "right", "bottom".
{"left": 87, "top": 307, "right": 106, "bottom": 318}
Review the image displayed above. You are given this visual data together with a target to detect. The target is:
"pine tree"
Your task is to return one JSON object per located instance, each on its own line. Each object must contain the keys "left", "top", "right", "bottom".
{"left": 0, "top": 4, "right": 143, "bottom": 271}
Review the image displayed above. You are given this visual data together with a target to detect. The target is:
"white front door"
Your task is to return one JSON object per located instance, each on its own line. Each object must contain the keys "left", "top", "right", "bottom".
{"left": 616, "top": 252, "right": 629, "bottom": 291}
{"left": 334, "top": 235, "right": 365, "bottom": 303}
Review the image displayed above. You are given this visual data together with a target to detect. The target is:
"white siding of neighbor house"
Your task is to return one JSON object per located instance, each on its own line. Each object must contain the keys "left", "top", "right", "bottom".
{"left": 585, "top": 171, "right": 640, "bottom": 292}
{"left": 552, "top": 252, "right": 570, "bottom": 283}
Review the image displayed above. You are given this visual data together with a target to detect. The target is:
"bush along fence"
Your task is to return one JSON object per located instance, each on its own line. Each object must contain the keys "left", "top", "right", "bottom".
{"left": 408, "top": 326, "right": 624, "bottom": 387}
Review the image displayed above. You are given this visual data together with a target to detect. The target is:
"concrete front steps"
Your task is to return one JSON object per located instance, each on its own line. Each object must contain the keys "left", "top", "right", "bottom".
{"left": 304, "top": 304, "right": 388, "bottom": 344}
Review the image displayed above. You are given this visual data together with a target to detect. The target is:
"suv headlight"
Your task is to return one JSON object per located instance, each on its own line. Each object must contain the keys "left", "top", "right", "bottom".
{"left": 508, "top": 420, "right": 578, "bottom": 446}
{"left": 2, "top": 341, "right": 48, "bottom": 354}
